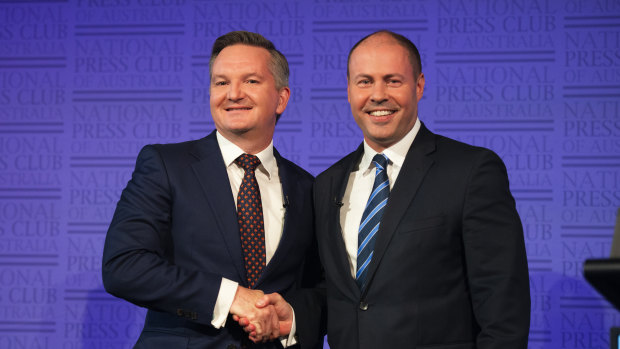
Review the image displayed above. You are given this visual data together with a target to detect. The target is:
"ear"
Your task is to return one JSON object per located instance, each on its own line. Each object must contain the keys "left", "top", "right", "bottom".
{"left": 347, "top": 79, "right": 351, "bottom": 103}
{"left": 416, "top": 73, "right": 425, "bottom": 102}
{"left": 275, "top": 86, "right": 291, "bottom": 115}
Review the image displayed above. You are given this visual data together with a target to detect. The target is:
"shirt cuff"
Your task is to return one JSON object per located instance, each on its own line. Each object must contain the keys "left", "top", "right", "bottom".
{"left": 280, "top": 304, "right": 297, "bottom": 347}
{"left": 211, "top": 278, "right": 239, "bottom": 328}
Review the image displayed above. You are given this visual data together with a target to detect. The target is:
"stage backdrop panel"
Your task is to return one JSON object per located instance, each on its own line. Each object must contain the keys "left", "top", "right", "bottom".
{"left": 0, "top": 0, "right": 618, "bottom": 348}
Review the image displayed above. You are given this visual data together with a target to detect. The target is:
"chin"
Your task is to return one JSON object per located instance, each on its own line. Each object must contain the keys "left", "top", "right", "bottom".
{"left": 368, "top": 130, "right": 396, "bottom": 142}
{"left": 229, "top": 127, "right": 252, "bottom": 135}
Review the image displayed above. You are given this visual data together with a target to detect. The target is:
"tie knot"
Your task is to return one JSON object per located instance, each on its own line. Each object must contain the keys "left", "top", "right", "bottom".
{"left": 372, "top": 153, "right": 389, "bottom": 171}
{"left": 235, "top": 154, "right": 261, "bottom": 171}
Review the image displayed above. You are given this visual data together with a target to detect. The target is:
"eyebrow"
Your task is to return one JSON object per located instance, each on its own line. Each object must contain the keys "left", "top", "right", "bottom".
{"left": 384, "top": 73, "right": 405, "bottom": 79}
{"left": 352, "top": 74, "right": 372, "bottom": 80}
{"left": 353, "top": 73, "right": 405, "bottom": 80}
{"left": 212, "top": 72, "right": 264, "bottom": 80}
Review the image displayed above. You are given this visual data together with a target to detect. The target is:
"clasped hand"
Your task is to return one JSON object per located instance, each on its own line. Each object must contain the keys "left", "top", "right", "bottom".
{"left": 229, "top": 287, "right": 293, "bottom": 343}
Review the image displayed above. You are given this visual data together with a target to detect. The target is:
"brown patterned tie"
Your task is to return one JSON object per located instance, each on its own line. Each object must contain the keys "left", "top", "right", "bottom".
{"left": 235, "top": 154, "right": 266, "bottom": 289}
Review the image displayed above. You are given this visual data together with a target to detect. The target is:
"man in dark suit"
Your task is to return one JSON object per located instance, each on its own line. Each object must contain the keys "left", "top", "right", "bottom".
{"left": 102, "top": 31, "right": 319, "bottom": 348}
{"left": 253, "top": 30, "right": 530, "bottom": 348}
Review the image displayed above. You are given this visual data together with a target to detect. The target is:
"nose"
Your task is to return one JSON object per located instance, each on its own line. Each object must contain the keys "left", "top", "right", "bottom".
{"left": 227, "top": 81, "right": 244, "bottom": 101}
{"left": 370, "top": 83, "right": 387, "bottom": 104}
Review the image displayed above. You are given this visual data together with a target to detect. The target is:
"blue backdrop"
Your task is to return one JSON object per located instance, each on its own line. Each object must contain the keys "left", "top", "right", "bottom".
{"left": 0, "top": 0, "right": 619, "bottom": 348}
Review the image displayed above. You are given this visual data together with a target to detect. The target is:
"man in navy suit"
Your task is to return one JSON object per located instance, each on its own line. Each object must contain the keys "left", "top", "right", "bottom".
{"left": 102, "top": 31, "right": 319, "bottom": 348}
{"left": 251, "top": 30, "right": 530, "bottom": 349}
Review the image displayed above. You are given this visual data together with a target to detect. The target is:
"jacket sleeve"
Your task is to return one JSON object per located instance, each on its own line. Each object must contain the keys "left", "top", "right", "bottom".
{"left": 286, "top": 182, "right": 328, "bottom": 349}
{"left": 287, "top": 273, "right": 327, "bottom": 349}
{"left": 101, "top": 145, "right": 222, "bottom": 326}
{"left": 462, "top": 149, "right": 531, "bottom": 348}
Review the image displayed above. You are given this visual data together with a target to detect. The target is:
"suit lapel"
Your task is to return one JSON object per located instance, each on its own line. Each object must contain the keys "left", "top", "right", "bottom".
{"left": 362, "top": 124, "right": 436, "bottom": 295}
{"left": 189, "top": 131, "right": 246, "bottom": 284}
{"left": 254, "top": 149, "right": 292, "bottom": 288}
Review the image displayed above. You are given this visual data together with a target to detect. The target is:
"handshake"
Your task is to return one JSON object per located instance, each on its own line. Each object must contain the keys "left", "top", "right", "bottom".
{"left": 229, "top": 286, "right": 293, "bottom": 343}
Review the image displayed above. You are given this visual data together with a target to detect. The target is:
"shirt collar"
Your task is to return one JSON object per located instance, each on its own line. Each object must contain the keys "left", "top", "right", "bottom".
{"left": 216, "top": 131, "right": 277, "bottom": 179}
{"left": 359, "top": 117, "right": 421, "bottom": 174}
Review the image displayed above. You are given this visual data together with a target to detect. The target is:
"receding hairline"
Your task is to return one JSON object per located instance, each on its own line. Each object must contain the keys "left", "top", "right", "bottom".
{"left": 347, "top": 31, "right": 422, "bottom": 78}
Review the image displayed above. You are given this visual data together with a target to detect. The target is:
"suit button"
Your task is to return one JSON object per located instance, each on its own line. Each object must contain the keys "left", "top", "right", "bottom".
{"left": 359, "top": 301, "right": 368, "bottom": 311}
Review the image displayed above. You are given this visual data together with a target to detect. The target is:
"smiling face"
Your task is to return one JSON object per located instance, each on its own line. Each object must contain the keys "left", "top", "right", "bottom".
{"left": 210, "top": 44, "right": 290, "bottom": 152}
{"left": 347, "top": 34, "right": 425, "bottom": 152}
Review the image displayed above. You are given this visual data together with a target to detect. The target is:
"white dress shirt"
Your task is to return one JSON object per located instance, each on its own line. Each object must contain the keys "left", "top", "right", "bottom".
{"left": 340, "top": 119, "right": 421, "bottom": 277}
{"left": 210, "top": 132, "right": 296, "bottom": 346}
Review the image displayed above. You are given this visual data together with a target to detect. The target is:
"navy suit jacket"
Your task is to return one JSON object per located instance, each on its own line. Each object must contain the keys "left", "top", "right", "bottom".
{"left": 292, "top": 123, "right": 530, "bottom": 349}
{"left": 102, "top": 131, "right": 319, "bottom": 349}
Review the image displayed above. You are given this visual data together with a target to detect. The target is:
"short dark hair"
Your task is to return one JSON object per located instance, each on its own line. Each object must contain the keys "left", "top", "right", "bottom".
{"left": 347, "top": 30, "right": 422, "bottom": 78}
{"left": 209, "top": 31, "right": 289, "bottom": 90}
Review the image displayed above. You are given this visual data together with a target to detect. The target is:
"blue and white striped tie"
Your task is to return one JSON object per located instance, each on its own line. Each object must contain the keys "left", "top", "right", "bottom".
{"left": 356, "top": 153, "right": 390, "bottom": 290}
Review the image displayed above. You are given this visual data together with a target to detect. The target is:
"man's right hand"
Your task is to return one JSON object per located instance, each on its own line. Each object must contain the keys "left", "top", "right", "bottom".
{"left": 235, "top": 292, "right": 294, "bottom": 341}
{"left": 229, "top": 287, "right": 280, "bottom": 342}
